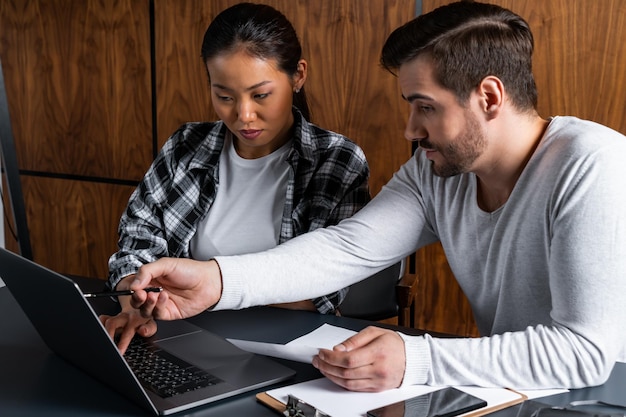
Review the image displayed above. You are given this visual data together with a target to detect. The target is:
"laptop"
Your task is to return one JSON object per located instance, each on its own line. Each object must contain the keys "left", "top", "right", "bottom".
{"left": 0, "top": 248, "right": 295, "bottom": 415}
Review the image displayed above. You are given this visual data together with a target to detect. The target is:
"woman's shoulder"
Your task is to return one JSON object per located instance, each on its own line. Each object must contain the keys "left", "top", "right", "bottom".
{"left": 162, "top": 121, "right": 225, "bottom": 154}
{"left": 168, "top": 121, "right": 224, "bottom": 145}
{"left": 158, "top": 121, "right": 226, "bottom": 168}
{"left": 300, "top": 121, "right": 366, "bottom": 160}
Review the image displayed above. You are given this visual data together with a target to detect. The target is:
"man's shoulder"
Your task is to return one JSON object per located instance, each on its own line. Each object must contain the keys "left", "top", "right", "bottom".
{"left": 539, "top": 116, "right": 626, "bottom": 161}
{"left": 546, "top": 116, "right": 626, "bottom": 144}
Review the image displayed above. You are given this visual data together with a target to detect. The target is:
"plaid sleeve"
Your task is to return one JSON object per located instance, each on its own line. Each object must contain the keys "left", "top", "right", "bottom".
{"left": 305, "top": 134, "right": 371, "bottom": 313}
{"left": 107, "top": 123, "right": 220, "bottom": 291}
{"left": 106, "top": 143, "right": 176, "bottom": 290}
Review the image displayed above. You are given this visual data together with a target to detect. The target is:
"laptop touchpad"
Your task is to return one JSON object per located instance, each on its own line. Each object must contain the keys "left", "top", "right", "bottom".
{"left": 155, "top": 331, "right": 252, "bottom": 370}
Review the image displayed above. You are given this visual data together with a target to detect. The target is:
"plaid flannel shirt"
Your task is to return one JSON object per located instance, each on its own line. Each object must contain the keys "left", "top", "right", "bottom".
{"left": 107, "top": 109, "right": 370, "bottom": 313}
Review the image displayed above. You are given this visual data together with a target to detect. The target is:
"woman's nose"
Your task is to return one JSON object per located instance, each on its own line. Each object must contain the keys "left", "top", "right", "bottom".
{"left": 238, "top": 100, "right": 256, "bottom": 123}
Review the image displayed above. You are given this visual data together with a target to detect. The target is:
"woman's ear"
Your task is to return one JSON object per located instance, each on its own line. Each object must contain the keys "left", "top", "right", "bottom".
{"left": 293, "top": 59, "right": 308, "bottom": 93}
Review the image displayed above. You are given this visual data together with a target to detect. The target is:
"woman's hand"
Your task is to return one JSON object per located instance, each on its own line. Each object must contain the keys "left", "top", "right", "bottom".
{"left": 99, "top": 275, "right": 158, "bottom": 354}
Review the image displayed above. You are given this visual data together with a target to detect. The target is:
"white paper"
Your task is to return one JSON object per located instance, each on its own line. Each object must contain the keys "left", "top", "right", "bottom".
{"left": 516, "top": 388, "right": 569, "bottom": 399}
{"left": 229, "top": 322, "right": 569, "bottom": 415}
{"left": 267, "top": 378, "right": 525, "bottom": 417}
{"left": 227, "top": 339, "right": 320, "bottom": 363}
{"left": 228, "top": 323, "right": 357, "bottom": 363}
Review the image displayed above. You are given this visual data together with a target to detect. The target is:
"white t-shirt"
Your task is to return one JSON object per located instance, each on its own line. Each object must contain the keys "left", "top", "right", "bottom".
{"left": 190, "top": 137, "right": 291, "bottom": 260}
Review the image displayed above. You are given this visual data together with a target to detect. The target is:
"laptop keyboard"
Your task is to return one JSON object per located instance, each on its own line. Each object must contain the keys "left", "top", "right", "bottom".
{"left": 124, "top": 337, "right": 223, "bottom": 398}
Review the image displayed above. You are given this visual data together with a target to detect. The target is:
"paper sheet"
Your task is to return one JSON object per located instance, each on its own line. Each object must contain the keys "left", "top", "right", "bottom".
{"left": 516, "top": 388, "right": 568, "bottom": 399}
{"left": 231, "top": 322, "right": 569, "bottom": 415}
{"left": 228, "top": 323, "right": 357, "bottom": 363}
{"left": 265, "top": 378, "right": 525, "bottom": 417}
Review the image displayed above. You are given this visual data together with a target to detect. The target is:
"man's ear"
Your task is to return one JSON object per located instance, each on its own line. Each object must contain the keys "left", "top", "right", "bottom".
{"left": 477, "top": 76, "right": 504, "bottom": 120}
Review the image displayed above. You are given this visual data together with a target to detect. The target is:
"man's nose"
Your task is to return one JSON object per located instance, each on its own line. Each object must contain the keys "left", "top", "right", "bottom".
{"left": 404, "top": 110, "right": 426, "bottom": 142}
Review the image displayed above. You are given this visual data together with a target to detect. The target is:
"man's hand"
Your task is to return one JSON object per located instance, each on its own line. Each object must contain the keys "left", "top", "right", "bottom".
{"left": 129, "top": 257, "right": 223, "bottom": 321}
{"left": 312, "top": 326, "right": 406, "bottom": 392}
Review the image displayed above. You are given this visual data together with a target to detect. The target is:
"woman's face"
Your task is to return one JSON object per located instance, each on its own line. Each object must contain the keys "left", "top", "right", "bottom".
{"left": 206, "top": 50, "right": 306, "bottom": 159}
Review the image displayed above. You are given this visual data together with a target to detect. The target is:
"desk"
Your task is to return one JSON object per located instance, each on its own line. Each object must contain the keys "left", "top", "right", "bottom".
{"left": 1, "top": 281, "right": 625, "bottom": 416}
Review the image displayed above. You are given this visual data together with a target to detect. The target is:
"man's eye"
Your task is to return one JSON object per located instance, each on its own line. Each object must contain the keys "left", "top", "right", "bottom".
{"left": 420, "top": 105, "right": 433, "bottom": 113}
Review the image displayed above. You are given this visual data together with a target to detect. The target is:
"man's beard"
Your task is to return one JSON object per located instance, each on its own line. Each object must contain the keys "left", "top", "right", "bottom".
{"left": 428, "top": 112, "right": 487, "bottom": 178}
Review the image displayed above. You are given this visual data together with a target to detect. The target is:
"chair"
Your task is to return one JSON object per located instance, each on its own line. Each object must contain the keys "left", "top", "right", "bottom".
{"left": 338, "top": 257, "right": 418, "bottom": 327}
{"left": 0, "top": 56, "right": 32, "bottom": 260}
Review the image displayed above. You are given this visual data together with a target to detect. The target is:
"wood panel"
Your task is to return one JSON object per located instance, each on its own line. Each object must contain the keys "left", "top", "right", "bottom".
{"left": 1, "top": 0, "right": 414, "bottom": 280}
{"left": 153, "top": 0, "right": 220, "bottom": 145}
{"left": 290, "top": 1, "right": 413, "bottom": 194}
{"left": 0, "top": 0, "right": 153, "bottom": 181}
{"left": 469, "top": 0, "right": 626, "bottom": 135}
{"left": 21, "top": 177, "right": 136, "bottom": 278}
{"left": 416, "top": 0, "right": 626, "bottom": 336}
{"left": 155, "top": 0, "right": 414, "bottom": 195}
{"left": 0, "top": 0, "right": 153, "bottom": 278}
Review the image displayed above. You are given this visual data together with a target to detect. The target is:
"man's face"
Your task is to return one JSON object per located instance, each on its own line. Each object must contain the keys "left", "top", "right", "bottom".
{"left": 398, "top": 55, "right": 487, "bottom": 177}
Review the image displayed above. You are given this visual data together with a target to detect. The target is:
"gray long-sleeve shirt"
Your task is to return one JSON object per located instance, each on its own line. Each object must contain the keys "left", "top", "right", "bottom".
{"left": 215, "top": 116, "right": 626, "bottom": 389}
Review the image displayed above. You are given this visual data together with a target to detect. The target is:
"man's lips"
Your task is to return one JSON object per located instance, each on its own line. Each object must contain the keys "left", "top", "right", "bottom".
{"left": 419, "top": 143, "right": 438, "bottom": 159}
{"left": 424, "top": 149, "right": 439, "bottom": 159}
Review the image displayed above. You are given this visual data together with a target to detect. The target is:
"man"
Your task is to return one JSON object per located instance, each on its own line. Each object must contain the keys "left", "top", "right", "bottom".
{"left": 112, "top": 1, "right": 626, "bottom": 391}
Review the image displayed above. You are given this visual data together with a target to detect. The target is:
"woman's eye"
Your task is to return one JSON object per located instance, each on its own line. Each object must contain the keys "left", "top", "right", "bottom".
{"left": 217, "top": 95, "right": 233, "bottom": 102}
{"left": 254, "top": 93, "right": 270, "bottom": 100}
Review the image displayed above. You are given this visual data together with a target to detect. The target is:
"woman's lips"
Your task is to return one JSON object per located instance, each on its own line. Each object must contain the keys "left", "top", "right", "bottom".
{"left": 240, "top": 129, "right": 262, "bottom": 140}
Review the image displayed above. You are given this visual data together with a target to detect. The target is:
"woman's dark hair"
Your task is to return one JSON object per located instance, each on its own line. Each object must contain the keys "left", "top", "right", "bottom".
{"left": 381, "top": 1, "right": 538, "bottom": 112}
{"left": 201, "top": 2, "right": 311, "bottom": 121}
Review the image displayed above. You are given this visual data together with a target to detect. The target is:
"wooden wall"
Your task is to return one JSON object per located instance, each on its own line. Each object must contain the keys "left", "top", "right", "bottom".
{"left": 0, "top": 1, "right": 412, "bottom": 278}
{"left": 0, "top": 1, "right": 152, "bottom": 278}
{"left": 2, "top": 1, "right": 625, "bottom": 336}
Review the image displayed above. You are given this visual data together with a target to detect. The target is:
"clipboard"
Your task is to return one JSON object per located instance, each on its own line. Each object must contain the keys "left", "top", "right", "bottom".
{"left": 256, "top": 378, "right": 527, "bottom": 417}
{"left": 257, "top": 392, "right": 288, "bottom": 414}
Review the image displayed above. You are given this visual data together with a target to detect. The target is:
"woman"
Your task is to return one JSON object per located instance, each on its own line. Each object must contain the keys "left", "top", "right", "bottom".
{"left": 101, "top": 3, "right": 370, "bottom": 351}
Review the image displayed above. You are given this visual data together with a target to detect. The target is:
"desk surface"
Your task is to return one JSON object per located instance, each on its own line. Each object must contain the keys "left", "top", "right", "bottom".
{"left": 1, "top": 280, "right": 625, "bottom": 417}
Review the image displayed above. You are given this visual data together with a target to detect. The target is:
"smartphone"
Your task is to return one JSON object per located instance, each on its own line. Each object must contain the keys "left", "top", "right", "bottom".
{"left": 367, "top": 387, "right": 488, "bottom": 417}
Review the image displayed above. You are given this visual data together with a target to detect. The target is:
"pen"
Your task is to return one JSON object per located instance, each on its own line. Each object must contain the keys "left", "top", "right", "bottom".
{"left": 83, "top": 287, "right": 163, "bottom": 298}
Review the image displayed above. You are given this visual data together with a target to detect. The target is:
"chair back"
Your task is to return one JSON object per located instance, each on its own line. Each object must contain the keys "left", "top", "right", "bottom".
{"left": 0, "top": 56, "right": 32, "bottom": 259}
{"left": 339, "top": 261, "right": 404, "bottom": 321}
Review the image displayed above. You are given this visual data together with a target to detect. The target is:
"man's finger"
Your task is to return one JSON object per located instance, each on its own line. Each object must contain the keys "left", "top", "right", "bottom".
{"left": 151, "top": 291, "right": 171, "bottom": 320}
{"left": 132, "top": 258, "right": 175, "bottom": 289}
{"left": 335, "top": 326, "right": 385, "bottom": 352}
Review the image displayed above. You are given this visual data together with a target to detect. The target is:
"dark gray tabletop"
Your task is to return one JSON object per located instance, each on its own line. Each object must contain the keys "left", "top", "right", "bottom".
{"left": 1, "top": 279, "right": 624, "bottom": 417}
